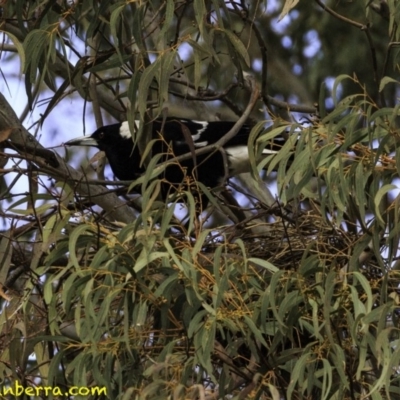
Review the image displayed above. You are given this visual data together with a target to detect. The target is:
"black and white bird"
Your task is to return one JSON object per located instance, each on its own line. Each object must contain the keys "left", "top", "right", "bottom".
{"left": 65, "top": 118, "right": 284, "bottom": 199}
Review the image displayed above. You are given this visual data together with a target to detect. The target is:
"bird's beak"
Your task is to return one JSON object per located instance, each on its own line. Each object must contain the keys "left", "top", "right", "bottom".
{"left": 64, "top": 136, "right": 98, "bottom": 147}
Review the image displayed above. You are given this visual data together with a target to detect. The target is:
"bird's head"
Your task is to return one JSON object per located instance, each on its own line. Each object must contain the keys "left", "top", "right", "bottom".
{"left": 65, "top": 122, "right": 132, "bottom": 151}
{"left": 64, "top": 122, "right": 143, "bottom": 181}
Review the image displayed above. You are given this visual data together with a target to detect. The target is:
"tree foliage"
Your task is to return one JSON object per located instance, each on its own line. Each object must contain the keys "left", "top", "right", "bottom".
{"left": 1, "top": 0, "right": 400, "bottom": 399}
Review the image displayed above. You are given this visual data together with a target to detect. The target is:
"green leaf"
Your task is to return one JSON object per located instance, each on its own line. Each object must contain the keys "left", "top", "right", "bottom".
{"left": 23, "top": 29, "right": 47, "bottom": 79}
{"left": 134, "top": 250, "right": 169, "bottom": 273}
{"left": 279, "top": 0, "right": 300, "bottom": 21}
{"left": 193, "top": 46, "right": 202, "bottom": 91}
{"left": 68, "top": 224, "right": 95, "bottom": 271}
{"left": 110, "top": 4, "right": 126, "bottom": 59}
{"left": 0, "top": 233, "right": 12, "bottom": 287}
{"left": 1, "top": 31, "right": 25, "bottom": 72}
{"left": 248, "top": 257, "right": 279, "bottom": 273}
{"left": 379, "top": 76, "right": 399, "bottom": 92}
{"left": 138, "top": 57, "right": 161, "bottom": 117}
{"left": 331, "top": 75, "right": 353, "bottom": 105}
{"left": 243, "top": 315, "right": 269, "bottom": 347}
{"left": 193, "top": 0, "right": 206, "bottom": 37}
{"left": 287, "top": 353, "right": 313, "bottom": 399}
{"left": 87, "top": 54, "right": 132, "bottom": 73}
{"left": 374, "top": 184, "right": 397, "bottom": 225}
{"left": 220, "top": 28, "right": 250, "bottom": 67}
{"left": 156, "top": 50, "right": 176, "bottom": 104}
{"left": 157, "top": 0, "right": 175, "bottom": 45}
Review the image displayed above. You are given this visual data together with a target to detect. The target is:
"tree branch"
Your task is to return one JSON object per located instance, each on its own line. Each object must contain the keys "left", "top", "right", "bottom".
{"left": 0, "top": 93, "right": 136, "bottom": 224}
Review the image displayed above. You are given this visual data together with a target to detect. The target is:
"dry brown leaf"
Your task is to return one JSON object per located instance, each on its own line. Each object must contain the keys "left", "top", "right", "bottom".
{"left": 0, "top": 128, "right": 13, "bottom": 142}
{"left": 0, "top": 284, "right": 11, "bottom": 302}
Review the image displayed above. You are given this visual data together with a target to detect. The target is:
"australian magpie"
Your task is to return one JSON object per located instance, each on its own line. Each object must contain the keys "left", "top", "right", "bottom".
{"left": 65, "top": 118, "right": 283, "bottom": 199}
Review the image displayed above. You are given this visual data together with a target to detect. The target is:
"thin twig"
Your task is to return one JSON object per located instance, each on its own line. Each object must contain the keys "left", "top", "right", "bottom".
{"left": 314, "top": 0, "right": 365, "bottom": 29}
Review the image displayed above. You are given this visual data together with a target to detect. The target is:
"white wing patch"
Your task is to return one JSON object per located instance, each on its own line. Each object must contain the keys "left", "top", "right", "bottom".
{"left": 191, "top": 120, "right": 208, "bottom": 136}
{"left": 194, "top": 141, "right": 208, "bottom": 147}
{"left": 261, "top": 148, "right": 280, "bottom": 155}
{"left": 226, "top": 145, "right": 251, "bottom": 175}
{"left": 177, "top": 120, "right": 209, "bottom": 146}
{"left": 119, "top": 121, "right": 140, "bottom": 139}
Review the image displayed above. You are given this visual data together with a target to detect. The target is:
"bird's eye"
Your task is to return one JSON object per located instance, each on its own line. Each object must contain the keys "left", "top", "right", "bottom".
{"left": 98, "top": 131, "right": 104, "bottom": 139}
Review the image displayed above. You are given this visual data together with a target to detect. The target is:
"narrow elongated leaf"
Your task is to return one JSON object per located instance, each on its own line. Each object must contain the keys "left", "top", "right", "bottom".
{"left": 1, "top": 31, "right": 25, "bottom": 72}
{"left": 220, "top": 28, "right": 250, "bottom": 67}
{"left": 374, "top": 184, "right": 397, "bottom": 225}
